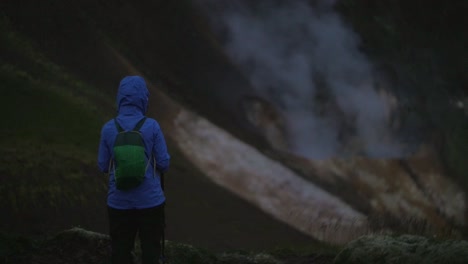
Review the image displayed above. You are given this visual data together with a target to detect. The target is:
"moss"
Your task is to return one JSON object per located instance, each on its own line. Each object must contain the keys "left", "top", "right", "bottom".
{"left": 18, "top": 228, "right": 284, "bottom": 264}
{"left": 32, "top": 228, "right": 111, "bottom": 264}
{"left": 217, "top": 252, "right": 281, "bottom": 264}
{"left": 334, "top": 234, "right": 468, "bottom": 264}
{"left": 0, "top": 231, "right": 37, "bottom": 264}
{"left": 159, "top": 241, "right": 215, "bottom": 264}
{"left": 12, "top": 228, "right": 468, "bottom": 264}
{"left": 54, "top": 227, "right": 110, "bottom": 242}
{"left": 0, "top": 145, "right": 107, "bottom": 212}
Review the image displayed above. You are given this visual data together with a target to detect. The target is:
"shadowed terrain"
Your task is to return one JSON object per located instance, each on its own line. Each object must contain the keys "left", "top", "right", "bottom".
{"left": 0, "top": 0, "right": 467, "bottom": 259}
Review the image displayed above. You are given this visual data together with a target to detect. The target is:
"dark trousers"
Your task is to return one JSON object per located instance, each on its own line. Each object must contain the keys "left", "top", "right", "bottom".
{"left": 108, "top": 204, "right": 165, "bottom": 264}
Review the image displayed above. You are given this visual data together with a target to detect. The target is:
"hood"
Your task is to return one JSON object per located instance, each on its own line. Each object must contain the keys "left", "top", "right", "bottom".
{"left": 116, "top": 76, "right": 149, "bottom": 116}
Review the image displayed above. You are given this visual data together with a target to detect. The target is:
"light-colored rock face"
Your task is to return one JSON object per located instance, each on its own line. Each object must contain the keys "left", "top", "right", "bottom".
{"left": 174, "top": 105, "right": 466, "bottom": 243}
{"left": 240, "top": 96, "right": 289, "bottom": 151}
{"left": 111, "top": 45, "right": 466, "bottom": 245}
{"left": 235, "top": 91, "right": 465, "bottom": 237}
{"left": 289, "top": 149, "right": 466, "bottom": 228}
{"left": 171, "top": 105, "right": 466, "bottom": 244}
{"left": 173, "top": 109, "right": 368, "bottom": 244}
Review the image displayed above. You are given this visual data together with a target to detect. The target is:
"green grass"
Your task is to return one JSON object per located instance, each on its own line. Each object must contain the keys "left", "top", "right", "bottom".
{"left": 0, "top": 15, "right": 112, "bottom": 215}
{"left": 0, "top": 67, "right": 102, "bottom": 151}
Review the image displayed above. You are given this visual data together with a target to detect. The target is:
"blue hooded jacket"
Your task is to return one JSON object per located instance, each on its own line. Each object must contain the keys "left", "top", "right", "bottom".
{"left": 98, "top": 76, "right": 170, "bottom": 209}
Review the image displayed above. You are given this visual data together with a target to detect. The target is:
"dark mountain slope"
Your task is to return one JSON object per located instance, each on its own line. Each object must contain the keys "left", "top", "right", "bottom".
{"left": 0, "top": 0, "right": 314, "bottom": 251}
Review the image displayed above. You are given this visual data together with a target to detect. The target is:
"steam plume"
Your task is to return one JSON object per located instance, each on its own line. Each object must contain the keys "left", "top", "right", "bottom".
{"left": 196, "top": 0, "right": 403, "bottom": 159}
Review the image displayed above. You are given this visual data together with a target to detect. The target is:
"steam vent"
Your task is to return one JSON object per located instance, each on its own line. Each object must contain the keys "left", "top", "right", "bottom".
{"left": 1, "top": 0, "right": 467, "bottom": 257}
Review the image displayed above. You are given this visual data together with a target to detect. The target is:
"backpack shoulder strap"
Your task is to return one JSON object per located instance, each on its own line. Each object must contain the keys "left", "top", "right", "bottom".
{"left": 133, "top": 117, "right": 147, "bottom": 131}
{"left": 114, "top": 119, "right": 124, "bottom": 133}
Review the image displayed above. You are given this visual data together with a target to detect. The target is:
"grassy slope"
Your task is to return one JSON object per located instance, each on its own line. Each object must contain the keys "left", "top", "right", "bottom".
{"left": 0, "top": 1, "right": 319, "bottom": 253}
{"left": 0, "top": 16, "right": 114, "bottom": 236}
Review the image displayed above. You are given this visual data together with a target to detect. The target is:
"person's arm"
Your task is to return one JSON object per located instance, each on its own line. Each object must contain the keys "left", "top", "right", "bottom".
{"left": 153, "top": 121, "right": 170, "bottom": 173}
{"left": 98, "top": 124, "right": 111, "bottom": 173}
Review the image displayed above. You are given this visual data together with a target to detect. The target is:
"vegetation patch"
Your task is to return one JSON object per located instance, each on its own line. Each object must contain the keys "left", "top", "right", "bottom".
{"left": 9, "top": 228, "right": 467, "bottom": 264}
{"left": 0, "top": 15, "right": 112, "bottom": 235}
{"left": 4, "top": 228, "right": 286, "bottom": 264}
{"left": 0, "top": 231, "right": 37, "bottom": 264}
{"left": 0, "top": 69, "right": 108, "bottom": 212}
{"left": 334, "top": 234, "right": 468, "bottom": 264}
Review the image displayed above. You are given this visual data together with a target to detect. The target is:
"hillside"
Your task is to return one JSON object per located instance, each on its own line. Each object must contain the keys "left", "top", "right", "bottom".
{"left": 1, "top": 0, "right": 467, "bottom": 256}
{"left": 0, "top": 0, "right": 314, "bottom": 251}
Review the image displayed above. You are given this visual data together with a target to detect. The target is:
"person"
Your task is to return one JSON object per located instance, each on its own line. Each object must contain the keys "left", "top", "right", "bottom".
{"left": 98, "top": 76, "right": 170, "bottom": 264}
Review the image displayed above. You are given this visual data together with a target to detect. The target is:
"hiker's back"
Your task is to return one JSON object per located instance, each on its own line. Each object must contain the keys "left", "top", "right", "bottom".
{"left": 112, "top": 117, "right": 148, "bottom": 190}
{"left": 99, "top": 115, "right": 169, "bottom": 209}
{"left": 97, "top": 76, "right": 170, "bottom": 264}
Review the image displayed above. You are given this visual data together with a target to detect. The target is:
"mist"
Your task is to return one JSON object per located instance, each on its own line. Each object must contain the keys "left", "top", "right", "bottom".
{"left": 196, "top": 0, "right": 404, "bottom": 159}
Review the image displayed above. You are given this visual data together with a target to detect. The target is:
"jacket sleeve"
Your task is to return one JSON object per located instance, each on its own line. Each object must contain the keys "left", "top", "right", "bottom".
{"left": 153, "top": 121, "right": 170, "bottom": 173}
{"left": 98, "top": 124, "right": 111, "bottom": 173}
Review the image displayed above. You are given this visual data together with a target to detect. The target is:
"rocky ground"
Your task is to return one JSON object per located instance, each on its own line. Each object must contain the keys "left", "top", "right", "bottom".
{"left": 2, "top": 228, "right": 468, "bottom": 264}
{"left": 1, "top": 228, "right": 335, "bottom": 264}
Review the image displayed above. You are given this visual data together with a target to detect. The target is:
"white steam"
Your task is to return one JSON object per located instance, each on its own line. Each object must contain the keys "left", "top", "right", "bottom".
{"left": 198, "top": 0, "right": 402, "bottom": 159}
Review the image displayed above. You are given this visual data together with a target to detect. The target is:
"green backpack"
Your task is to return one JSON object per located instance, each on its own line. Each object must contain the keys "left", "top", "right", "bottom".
{"left": 111, "top": 117, "right": 149, "bottom": 191}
